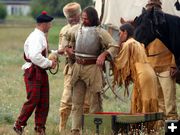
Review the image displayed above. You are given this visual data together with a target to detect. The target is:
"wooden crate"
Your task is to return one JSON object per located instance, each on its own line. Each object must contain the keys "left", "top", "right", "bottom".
{"left": 82, "top": 112, "right": 163, "bottom": 135}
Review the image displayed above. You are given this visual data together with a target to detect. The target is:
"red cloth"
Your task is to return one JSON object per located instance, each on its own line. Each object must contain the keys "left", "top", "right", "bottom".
{"left": 17, "top": 66, "right": 49, "bottom": 127}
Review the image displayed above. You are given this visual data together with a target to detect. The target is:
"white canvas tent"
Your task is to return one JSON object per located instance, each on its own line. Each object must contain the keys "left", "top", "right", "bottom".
{"left": 95, "top": 0, "right": 180, "bottom": 28}
{"left": 95, "top": 0, "right": 180, "bottom": 100}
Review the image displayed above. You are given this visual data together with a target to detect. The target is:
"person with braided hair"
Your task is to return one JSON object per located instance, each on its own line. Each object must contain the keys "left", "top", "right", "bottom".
{"left": 114, "top": 23, "right": 159, "bottom": 131}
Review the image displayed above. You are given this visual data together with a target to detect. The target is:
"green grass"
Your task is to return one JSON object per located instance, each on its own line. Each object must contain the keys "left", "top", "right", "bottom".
{"left": 0, "top": 16, "right": 180, "bottom": 135}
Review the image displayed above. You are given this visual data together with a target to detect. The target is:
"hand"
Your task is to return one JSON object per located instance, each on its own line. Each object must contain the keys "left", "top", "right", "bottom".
{"left": 170, "top": 67, "right": 177, "bottom": 79}
{"left": 96, "top": 51, "right": 109, "bottom": 68}
{"left": 65, "top": 47, "right": 74, "bottom": 57}
{"left": 57, "top": 49, "right": 64, "bottom": 55}
{"left": 51, "top": 60, "right": 57, "bottom": 69}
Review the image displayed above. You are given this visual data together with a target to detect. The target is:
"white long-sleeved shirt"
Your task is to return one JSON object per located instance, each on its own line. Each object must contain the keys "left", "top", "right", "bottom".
{"left": 22, "top": 28, "right": 52, "bottom": 70}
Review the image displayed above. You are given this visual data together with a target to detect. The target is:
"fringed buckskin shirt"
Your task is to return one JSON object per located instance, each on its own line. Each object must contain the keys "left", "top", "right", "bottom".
{"left": 114, "top": 38, "right": 158, "bottom": 116}
{"left": 146, "top": 38, "right": 176, "bottom": 73}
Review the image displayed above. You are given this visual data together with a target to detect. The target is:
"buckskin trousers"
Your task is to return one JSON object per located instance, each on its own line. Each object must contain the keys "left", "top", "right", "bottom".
{"left": 71, "top": 80, "right": 102, "bottom": 131}
{"left": 157, "top": 70, "right": 178, "bottom": 119}
{"left": 59, "top": 74, "right": 90, "bottom": 132}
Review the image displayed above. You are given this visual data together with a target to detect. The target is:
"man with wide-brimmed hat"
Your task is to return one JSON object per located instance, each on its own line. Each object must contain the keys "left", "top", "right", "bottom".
{"left": 13, "top": 11, "right": 56, "bottom": 135}
{"left": 145, "top": 0, "right": 179, "bottom": 127}
{"left": 57, "top": 2, "right": 90, "bottom": 133}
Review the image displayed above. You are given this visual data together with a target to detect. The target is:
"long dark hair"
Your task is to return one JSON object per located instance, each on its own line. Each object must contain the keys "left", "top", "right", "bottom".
{"left": 83, "top": 6, "right": 100, "bottom": 26}
{"left": 120, "top": 23, "right": 135, "bottom": 39}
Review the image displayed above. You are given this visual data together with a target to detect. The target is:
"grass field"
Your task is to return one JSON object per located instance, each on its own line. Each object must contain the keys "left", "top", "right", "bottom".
{"left": 0, "top": 16, "right": 180, "bottom": 135}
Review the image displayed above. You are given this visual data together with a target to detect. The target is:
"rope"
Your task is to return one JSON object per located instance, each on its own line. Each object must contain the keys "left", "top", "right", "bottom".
{"left": 49, "top": 59, "right": 60, "bottom": 75}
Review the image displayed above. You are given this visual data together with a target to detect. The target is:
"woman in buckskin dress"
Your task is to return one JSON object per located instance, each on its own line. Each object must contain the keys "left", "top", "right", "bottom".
{"left": 114, "top": 23, "right": 159, "bottom": 131}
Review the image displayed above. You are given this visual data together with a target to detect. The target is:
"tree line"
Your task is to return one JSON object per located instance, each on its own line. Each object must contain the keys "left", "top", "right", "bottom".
{"left": 31, "top": 0, "right": 94, "bottom": 18}
{"left": 0, "top": 0, "right": 94, "bottom": 20}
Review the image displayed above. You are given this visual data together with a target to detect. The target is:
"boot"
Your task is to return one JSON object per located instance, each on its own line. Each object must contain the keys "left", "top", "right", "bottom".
{"left": 35, "top": 126, "right": 46, "bottom": 135}
{"left": 83, "top": 107, "right": 89, "bottom": 114}
{"left": 59, "top": 110, "right": 71, "bottom": 133}
{"left": 13, "top": 121, "right": 25, "bottom": 135}
{"left": 71, "top": 129, "right": 80, "bottom": 135}
{"left": 13, "top": 123, "right": 24, "bottom": 135}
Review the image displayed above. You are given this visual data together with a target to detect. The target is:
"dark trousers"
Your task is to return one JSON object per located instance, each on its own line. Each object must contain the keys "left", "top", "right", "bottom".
{"left": 16, "top": 66, "right": 49, "bottom": 128}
